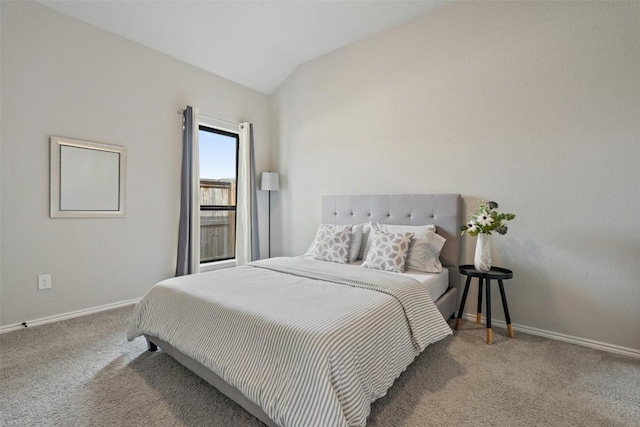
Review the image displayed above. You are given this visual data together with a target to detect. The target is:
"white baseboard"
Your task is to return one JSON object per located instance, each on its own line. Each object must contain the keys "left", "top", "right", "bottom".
{"left": 2, "top": 300, "right": 637, "bottom": 359}
{"left": 0, "top": 298, "right": 141, "bottom": 334}
{"left": 458, "top": 313, "right": 640, "bottom": 359}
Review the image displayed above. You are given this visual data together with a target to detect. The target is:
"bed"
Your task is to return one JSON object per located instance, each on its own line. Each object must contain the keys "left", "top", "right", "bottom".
{"left": 127, "top": 194, "right": 461, "bottom": 427}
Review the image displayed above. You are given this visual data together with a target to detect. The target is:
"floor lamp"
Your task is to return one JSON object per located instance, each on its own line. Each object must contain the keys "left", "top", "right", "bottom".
{"left": 260, "top": 171, "right": 280, "bottom": 258}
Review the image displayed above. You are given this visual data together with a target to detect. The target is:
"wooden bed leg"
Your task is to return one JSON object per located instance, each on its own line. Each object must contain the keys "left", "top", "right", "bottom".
{"left": 146, "top": 338, "right": 158, "bottom": 352}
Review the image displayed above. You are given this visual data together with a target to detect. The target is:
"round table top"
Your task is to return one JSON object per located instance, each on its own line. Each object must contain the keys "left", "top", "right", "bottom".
{"left": 459, "top": 264, "right": 513, "bottom": 280}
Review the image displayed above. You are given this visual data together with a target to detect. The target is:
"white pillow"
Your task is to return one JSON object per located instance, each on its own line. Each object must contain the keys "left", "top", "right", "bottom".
{"left": 378, "top": 224, "right": 445, "bottom": 273}
{"left": 404, "top": 233, "right": 446, "bottom": 272}
{"left": 361, "top": 231, "right": 414, "bottom": 273}
{"left": 312, "top": 225, "right": 353, "bottom": 264}
{"left": 348, "top": 224, "right": 364, "bottom": 263}
{"left": 379, "top": 223, "right": 435, "bottom": 239}
{"left": 358, "top": 221, "right": 378, "bottom": 260}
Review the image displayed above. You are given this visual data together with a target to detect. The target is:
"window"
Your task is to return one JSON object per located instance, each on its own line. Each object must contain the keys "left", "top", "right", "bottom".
{"left": 199, "top": 125, "right": 239, "bottom": 263}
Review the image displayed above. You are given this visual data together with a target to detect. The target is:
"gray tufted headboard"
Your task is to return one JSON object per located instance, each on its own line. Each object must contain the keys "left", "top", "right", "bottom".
{"left": 321, "top": 194, "right": 462, "bottom": 289}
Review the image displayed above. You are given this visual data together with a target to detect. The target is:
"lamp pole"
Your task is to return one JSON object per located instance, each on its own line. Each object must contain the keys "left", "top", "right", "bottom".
{"left": 260, "top": 171, "right": 279, "bottom": 258}
{"left": 267, "top": 189, "right": 272, "bottom": 257}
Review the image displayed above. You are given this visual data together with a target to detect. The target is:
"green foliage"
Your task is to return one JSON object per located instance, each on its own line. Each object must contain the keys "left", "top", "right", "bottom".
{"left": 459, "top": 201, "right": 516, "bottom": 236}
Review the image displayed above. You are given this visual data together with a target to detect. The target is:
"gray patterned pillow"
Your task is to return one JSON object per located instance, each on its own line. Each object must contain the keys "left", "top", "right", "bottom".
{"left": 312, "top": 225, "right": 353, "bottom": 264}
{"left": 361, "top": 231, "right": 414, "bottom": 273}
{"left": 379, "top": 224, "right": 445, "bottom": 272}
{"left": 305, "top": 224, "right": 350, "bottom": 256}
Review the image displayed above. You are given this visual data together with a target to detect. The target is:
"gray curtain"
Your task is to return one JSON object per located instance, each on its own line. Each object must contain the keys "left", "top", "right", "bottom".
{"left": 176, "top": 106, "right": 194, "bottom": 276}
{"left": 249, "top": 124, "right": 260, "bottom": 261}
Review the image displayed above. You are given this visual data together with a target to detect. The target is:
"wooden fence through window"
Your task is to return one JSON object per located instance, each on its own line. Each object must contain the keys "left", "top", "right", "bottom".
{"left": 200, "top": 179, "right": 236, "bottom": 262}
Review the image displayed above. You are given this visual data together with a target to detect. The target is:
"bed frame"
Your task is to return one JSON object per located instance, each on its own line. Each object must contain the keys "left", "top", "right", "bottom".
{"left": 145, "top": 194, "right": 461, "bottom": 427}
{"left": 321, "top": 194, "right": 462, "bottom": 318}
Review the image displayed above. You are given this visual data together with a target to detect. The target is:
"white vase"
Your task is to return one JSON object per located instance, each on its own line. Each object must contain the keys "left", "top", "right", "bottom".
{"left": 474, "top": 233, "right": 491, "bottom": 272}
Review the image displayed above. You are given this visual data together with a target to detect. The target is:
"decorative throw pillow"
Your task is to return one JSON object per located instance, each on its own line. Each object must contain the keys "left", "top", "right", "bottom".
{"left": 361, "top": 231, "right": 414, "bottom": 273}
{"left": 359, "top": 223, "right": 435, "bottom": 261}
{"left": 379, "top": 224, "right": 445, "bottom": 272}
{"left": 305, "top": 224, "right": 352, "bottom": 256}
{"left": 312, "top": 225, "right": 353, "bottom": 264}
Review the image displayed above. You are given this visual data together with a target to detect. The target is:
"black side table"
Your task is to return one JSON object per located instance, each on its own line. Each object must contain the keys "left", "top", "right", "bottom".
{"left": 455, "top": 265, "right": 515, "bottom": 345}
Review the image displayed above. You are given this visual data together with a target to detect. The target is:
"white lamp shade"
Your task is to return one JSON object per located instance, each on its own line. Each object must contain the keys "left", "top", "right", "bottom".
{"left": 260, "top": 172, "right": 280, "bottom": 191}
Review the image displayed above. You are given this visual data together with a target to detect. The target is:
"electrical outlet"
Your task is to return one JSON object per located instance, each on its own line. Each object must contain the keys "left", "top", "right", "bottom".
{"left": 38, "top": 274, "right": 52, "bottom": 290}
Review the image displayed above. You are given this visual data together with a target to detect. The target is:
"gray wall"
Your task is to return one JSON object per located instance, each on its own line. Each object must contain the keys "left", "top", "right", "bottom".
{"left": 0, "top": 2, "right": 271, "bottom": 326}
{"left": 271, "top": 1, "right": 640, "bottom": 352}
{"left": 2, "top": 1, "right": 639, "bottom": 355}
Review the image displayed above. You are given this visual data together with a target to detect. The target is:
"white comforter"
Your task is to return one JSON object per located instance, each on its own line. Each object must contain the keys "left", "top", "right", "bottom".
{"left": 127, "top": 257, "right": 452, "bottom": 427}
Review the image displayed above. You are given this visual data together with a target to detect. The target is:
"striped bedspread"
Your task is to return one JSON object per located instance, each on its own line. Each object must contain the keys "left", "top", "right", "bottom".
{"left": 127, "top": 257, "right": 452, "bottom": 427}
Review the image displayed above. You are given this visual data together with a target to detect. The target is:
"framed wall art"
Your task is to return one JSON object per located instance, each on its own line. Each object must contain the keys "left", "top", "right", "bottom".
{"left": 50, "top": 136, "right": 127, "bottom": 218}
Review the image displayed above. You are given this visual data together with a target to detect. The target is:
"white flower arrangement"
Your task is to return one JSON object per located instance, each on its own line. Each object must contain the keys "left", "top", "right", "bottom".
{"left": 459, "top": 201, "right": 515, "bottom": 236}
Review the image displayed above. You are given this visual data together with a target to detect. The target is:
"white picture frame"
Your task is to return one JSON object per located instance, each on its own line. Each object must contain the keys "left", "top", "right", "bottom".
{"left": 50, "top": 136, "right": 127, "bottom": 218}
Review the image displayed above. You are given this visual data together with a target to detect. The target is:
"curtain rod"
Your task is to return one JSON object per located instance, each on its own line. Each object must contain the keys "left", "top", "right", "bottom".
{"left": 177, "top": 108, "right": 240, "bottom": 127}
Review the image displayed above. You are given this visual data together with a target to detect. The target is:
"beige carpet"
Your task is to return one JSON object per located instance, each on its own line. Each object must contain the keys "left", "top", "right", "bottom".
{"left": 1, "top": 305, "right": 638, "bottom": 427}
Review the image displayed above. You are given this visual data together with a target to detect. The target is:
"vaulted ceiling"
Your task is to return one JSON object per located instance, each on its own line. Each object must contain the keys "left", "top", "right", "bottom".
{"left": 40, "top": 1, "right": 446, "bottom": 94}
